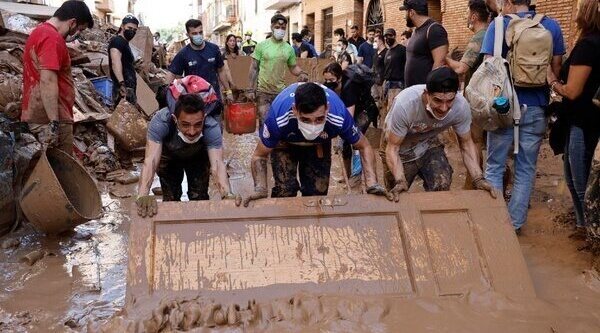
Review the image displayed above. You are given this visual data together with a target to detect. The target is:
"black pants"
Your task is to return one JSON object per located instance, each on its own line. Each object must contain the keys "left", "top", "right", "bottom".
{"left": 382, "top": 146, "right": 453, "bottom": 192}
{"left": 271, "top": 142, "right": 332, "bottom": 197}
{"left": 157, "top": 150, "right": 211, "bottom": 201}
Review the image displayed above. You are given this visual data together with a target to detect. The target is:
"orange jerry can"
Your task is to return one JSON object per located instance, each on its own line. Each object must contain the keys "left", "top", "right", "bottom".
{"left": 225, "top": 102, "right": 257, "bottom": 134}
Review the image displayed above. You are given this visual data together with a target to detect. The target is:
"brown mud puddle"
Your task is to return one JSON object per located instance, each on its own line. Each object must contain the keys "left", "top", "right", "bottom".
{"left": 0, "top": 133, "right": 599, "bottom": 332}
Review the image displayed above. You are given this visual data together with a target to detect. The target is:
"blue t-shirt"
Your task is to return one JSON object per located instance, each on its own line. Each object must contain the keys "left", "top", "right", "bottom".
{"left": 357, "top": 41, "right": 375, "bottom": 68}
{"left": 168, "top": 42, "right": 225, "bottom": 98}
{"left": 480, "top": 11, "right": 565, "bottom": 107}
{"left": 260, "top": 83, "right": 361, "bottom": 148}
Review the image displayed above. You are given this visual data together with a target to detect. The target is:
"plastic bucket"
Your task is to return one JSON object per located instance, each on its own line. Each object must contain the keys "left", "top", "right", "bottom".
{"left": 20, "top": 148, "right": 102, "bottom": 234}
{"left": 90, "top": 77, "right": 113, "bottom": 107}
{"left": 225, "top": 102, "right": 257, "bottom": 134}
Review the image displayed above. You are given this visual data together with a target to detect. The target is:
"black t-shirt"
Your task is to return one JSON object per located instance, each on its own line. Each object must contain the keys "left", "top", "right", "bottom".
{"left": 349, "top": 36, "right": 366, "bottom": 49}
{"left": 108, "top": 35, "right": 137, "bottom": 90}
{"left": 560, "top": 32, "right": 600, "bottom": 130}
{"left": 384, "top": 44, "right": 407, "bottom": 82}
{"left": 373, "top": 48, "right": 387, "bottom": 85}
{"left": 404, "top": 19, "right": 449, "bottom": 87}
{"left": 340, "top": 74, "right": 361, "bottom": 108}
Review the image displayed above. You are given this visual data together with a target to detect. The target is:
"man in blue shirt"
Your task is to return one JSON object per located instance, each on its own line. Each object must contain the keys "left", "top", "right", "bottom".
{"left": 357, "top": 27, "right": 376, "bottom": 68}
{"left": 240, "top": 82, "right": 390, "bottom": 206}
{"left": 166, "top": 19, "right": 234, "bottom": 104}
{"left": 480, "top": 0, "right": 565, "bottom": 233}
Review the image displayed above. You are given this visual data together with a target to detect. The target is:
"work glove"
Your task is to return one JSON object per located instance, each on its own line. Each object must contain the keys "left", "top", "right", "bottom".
{"left": 472, "top": 176, "right": 498, "bottom": 199}
{"left": 222, "top": 192, "right": 243, "bottom": 206}
{"left": 136, "top": 195, "right": 158, "bottom": 217}
{"left": 389, "top": 179, "right": 409, "bottom": 203}
{"left": 244, "top": 90, "right": 256, "bottom": 102}
{"left": 238, "top": 188, "right": 268, "bottom": 207}
{"left": 40, "top": 120, "right": 59, "bottom": 148}
{"left": 297, "top": 72, "right": 309, "bottom": 82}
{"left": 224, "top": 90, "right": 234, "bottom": 104}
{"left": 366, "top": 183, "right": 394, "bottom": 201}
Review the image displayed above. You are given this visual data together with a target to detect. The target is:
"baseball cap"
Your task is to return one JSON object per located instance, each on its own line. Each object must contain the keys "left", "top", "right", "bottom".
{"left": 399, "top": 0, "right": 428, "bottom": 12}
{"left": 426, "top": 67, "right": 459, "bottom": 93}
{"left": 271, "top": 13, "right": 288, "bottom": 24}
{"left": 244, "top": 31, "right": 253, "bottom": 36}
{"left": 122, "top": 14, "right": 139, "bottom": 26}
{"left": 383, "top": 28, "right": 396, "bottom": 36}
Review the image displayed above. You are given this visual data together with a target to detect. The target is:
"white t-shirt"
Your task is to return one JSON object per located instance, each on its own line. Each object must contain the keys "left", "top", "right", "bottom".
{"left": 385, "top": 85, "right": 471, "bottom": 162}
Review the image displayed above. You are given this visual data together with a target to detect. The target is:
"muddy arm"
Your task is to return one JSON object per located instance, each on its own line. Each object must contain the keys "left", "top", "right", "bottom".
{"left": 250, "top": 142, "right": 272, "bottom": 192}
{"left": 248, "top": 59, "right": 259, "bottom": 91}
{"left": 39, "top": 69, "right": 59, "bottom": 122}
{"left": 208, "top": 148, "right": 231, "bottom": 197}
{"left": 138, "top": 140, "right": 162, "bottom": 196}
{"left": 353, "top": 135, "right": 378, "bottom": 187}
{"left": 109, "top": 48, "right": 124, "bottom": 83}
{"left": 457, "top": 131, "right": 484, "bottom": 181}
{"left": 218, "top": 64, "right": 231, "bottom": 91}
{"left": 385, "top": 132, "right": 407, "bottom": 183}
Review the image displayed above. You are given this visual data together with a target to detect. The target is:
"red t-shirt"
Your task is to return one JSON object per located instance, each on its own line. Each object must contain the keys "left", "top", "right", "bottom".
{"left": 21, "top": 22, "right": 75, "bottom": 123}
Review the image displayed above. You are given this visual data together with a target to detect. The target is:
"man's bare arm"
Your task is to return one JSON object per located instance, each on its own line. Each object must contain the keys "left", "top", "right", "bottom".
{"left": 431, "top": 45, "right": 449, "bottom": 69}
{"left": 109, "top": 48, "right": 125, "bottom": 83}
{"left": 137, "top": 140, "right": 163, "bottom": 196}
{"left": 39, "top": 69, "right": 59, "bottom": 121}
{"left": 353, "top": 135, "right": 378, "bottom": 187}
{"left": 384, "top": 132, "right": 407, "bottom": 183}
{"left": 208, "top": 148, "right": 232, "bottom": 197}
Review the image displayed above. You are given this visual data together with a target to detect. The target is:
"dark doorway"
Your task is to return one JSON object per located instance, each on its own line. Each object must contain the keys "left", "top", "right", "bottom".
{"left": 366, "top": 0, "right": 384, "bottom": 32}
{"left": 428, "top": 0, "right": 442, "bottom": 22}
{"left": 322, "top": 7, "right": 333, "bottom": 51}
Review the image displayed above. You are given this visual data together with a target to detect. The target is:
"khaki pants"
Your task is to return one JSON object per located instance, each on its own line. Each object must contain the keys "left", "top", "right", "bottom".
{"left": 28, "top": 123, "right": 73, "bottom": 155}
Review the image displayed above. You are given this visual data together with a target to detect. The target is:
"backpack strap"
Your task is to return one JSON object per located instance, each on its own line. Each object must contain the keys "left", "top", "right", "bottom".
{"left": 493, "top": 15, "right": 504, "bottom": 58}
{"left": 532, "top": 14, "right": 545, "bottom": 24}
{"left": 426, "top": 21, "right": 440, "bottom": 40}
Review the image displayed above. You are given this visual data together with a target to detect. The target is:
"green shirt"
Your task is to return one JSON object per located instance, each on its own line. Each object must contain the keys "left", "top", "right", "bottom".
{"left": 252, "top": 38, "right": 297, "bottom": 94}
{"left": 461, "top": 28, "right": 486, "bottom": 87}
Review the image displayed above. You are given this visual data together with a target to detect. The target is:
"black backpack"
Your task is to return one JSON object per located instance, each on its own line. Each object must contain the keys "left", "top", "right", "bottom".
{"left": 344, "top": 64, "right": 379, "bottom": 127}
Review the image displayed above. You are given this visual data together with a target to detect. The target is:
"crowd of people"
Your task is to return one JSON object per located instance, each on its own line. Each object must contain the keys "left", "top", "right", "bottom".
{"left": 20, "top": 0, "right": 599, "bottom": 235}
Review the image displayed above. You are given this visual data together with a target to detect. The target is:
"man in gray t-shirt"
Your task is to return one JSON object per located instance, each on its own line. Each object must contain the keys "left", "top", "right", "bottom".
{"left": 135, "top": 91, "right": 238, "bottom": 217}
{"left": 383, "top": 67, "right": 495, "bottom": 201}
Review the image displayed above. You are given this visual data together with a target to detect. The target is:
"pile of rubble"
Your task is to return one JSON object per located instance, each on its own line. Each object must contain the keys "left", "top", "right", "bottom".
{"left": 0, "top": 6, "right": 166, "bottom": 236}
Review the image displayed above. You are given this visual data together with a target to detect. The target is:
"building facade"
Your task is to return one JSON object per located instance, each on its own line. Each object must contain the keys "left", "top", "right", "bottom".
{"left": 304, "top": 0, "right": 580, "bottom": 53}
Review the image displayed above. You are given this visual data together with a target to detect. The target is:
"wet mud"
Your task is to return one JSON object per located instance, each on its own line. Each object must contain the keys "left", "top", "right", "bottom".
{"left": 0, "top": 133, "right": 599, "bottom": 332}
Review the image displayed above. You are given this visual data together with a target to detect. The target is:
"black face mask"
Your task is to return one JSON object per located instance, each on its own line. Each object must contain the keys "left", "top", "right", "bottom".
{"left": 323, "top": 81, "right": 339, "bottom": 91}
{"left": 124, "top": 29, "right": 137, "bottom": 41}
{"left": 385, "top": 38, "right": 396, "bottom": 47}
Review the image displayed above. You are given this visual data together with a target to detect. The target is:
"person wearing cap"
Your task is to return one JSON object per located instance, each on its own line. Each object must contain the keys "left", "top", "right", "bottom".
{"left": 166, "top": 19, "right": 234, "bottom": 105}
{"left": 109, "top": 15, "right": 139, "bottom": 107}
{"left": 239, "top": 82, "right": 391, "bottom": 207}
{"left": 291, "top": 32, "right": 316, "bottom": 58}
{"left": 400, "top": 0, "right": 449, "bottom": 87}
{"left": 382, "top": 28, "right": 407, "bottom": 121}
{"left": 21, "top": 0, "right": 94, "bottom": 154}
{"left": 246, "top": 13, "right": 309, "bottom": 127}
{"left": 242, "top": 31, "right": 257, "bottom": 55}
{"left": 383, "top": 67, "right": 496, "bottom": 201}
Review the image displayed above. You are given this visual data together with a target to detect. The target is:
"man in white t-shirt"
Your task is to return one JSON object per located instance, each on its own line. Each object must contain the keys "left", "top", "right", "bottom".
{"left": 383, "top": 67, "right": 496, "bottom": 201}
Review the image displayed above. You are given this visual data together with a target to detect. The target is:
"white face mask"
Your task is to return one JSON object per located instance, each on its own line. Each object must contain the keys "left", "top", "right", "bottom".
{"left": 273, "top": 29, "right": 286, "bottom": 40}
{"left": 178, "top": 130, "right": 203, "bottom": 144}
{"left": 373, "top": 42, "right": 378, "bottom": 49}
{"left": 426, "top": 103, "right": 451, "bottom": 121}
{"left": 298, "top": 121, "right": 325, "bottom": 140}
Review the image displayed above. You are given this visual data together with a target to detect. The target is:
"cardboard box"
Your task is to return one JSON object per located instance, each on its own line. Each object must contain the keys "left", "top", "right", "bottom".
{"left": 130, "top": 26, "right": 153, "bottom": 71}
{"left": 135, "top": 72, "right": 159, "bottom": 118}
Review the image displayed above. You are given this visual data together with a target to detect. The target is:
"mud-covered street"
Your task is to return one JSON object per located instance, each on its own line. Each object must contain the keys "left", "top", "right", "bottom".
{"left": 1, "top": 132, "right": 599, "bottom": 332}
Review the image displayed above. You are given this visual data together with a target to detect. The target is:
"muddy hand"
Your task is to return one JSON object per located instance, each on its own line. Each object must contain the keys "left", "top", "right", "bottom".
{"left": 242, "top": 190, "right": 268, "bottom": 207}
{"left": 390, "top": 179, "right": 409, "bottom": 203}
{"left": 297, "top": 72, "right": 309, "bottom": 82}
{"left": 473, "top": 176, "right": 498, "bottom": 199}
{"left": 136, "top": 195, "right": 158, "bottom": 217}
{"left": 245, "top": 91, "right": 256, "bottom": 102}
{"left": 119, "top": 85, "right": 128, "bottom": 97}
{"left": 225, "top": 91, "right": 234, "bottom": 104}
{"left": 366, "top": 184, "right": 393, "bottom": 201}
{"left": 41, "top": 121, "right": 59, "bottom": 148}
{"left": 223, "top": 192, "right": 243, "bottom": 206}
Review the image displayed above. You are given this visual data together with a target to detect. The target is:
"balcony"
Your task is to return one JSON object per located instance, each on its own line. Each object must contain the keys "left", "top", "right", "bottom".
{"left": 265, "top": 0, "right": 301, "bottom": 11}
{"left": 210, "top": 0, "right": 237, "bottom": 32}
{"left": 95, "top": 0, "right": 114, "bottom": 13}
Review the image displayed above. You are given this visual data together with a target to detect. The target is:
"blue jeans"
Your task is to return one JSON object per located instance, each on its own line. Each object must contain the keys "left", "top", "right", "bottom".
{"left": 564, "top": 125, "right": 599, "bottom": 227}
{"left": 485, "top": 106, "right": 547, "bottom": 229}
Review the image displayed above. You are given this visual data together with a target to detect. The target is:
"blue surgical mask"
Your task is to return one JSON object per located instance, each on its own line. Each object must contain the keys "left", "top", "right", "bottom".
{"left": 191, "top": 34, "right": 204, "bottom": 46}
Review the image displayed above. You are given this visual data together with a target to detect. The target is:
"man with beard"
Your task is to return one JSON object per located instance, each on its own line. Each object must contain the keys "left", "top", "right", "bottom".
{"left": 400, "top": 0, "right": 449, "bottom": 87}
{"left": 21, "top": 0, "right": 93, "bottom": 154}
{"left": 383, "top": 67, "right": 496, "bottom": 200}
{"left": 357, "top": 27, "right": 376, "bottom": 68}
{"left": 246, "top": 14, "right": 309, "bottom": 127}
{"left": 109, "top": 15, "right": 139, "bottom": 106}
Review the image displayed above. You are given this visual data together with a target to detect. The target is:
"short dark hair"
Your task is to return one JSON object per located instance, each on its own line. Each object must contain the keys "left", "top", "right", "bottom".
{"left": 511, "top": 0, "right": 531, "bottom": 6}
{"left": 53, "top": 0, "right": 94, "bottom": 29}
{"left": 291, "top": 32, "right": 303, "bottom": 43}
{"left": 367, "top": 27, "right": 376, "bottom": 33}
{"left": 323, "top": 62, "right": 343, "bottom": 79}
{"left": 333, "top": 28, "right": 345, "bottom": 37}
{"left": 375, "top": 34, "right": 385, "bottom": 43}
{"left": 185, "top": 19, "right": 202, "bottom": 33}
{"left": 174, "top": 94, "right": 205, "bottom": 117}
{"left": 350, "top": 25, "right": 359, "bottom": 30}
{"left": 338, "top": 37, "right": 349, "bottom": 47}
{"left": 271, "top": 13, "right": 288, "bottom": 24}
{"left": 300, "top": 28, "right": 310, "bottom": 37}
{"left": 401, "top": 30, "right": 412, "bottom": 39}
{"left": 468, "top": 0, "right": 490, "bottom": 22}
{"left": 295, "top": 83, "right": 327, "bottom": 114}
{"left": 426, "top": 67, "right": 460, "bottom": 93}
